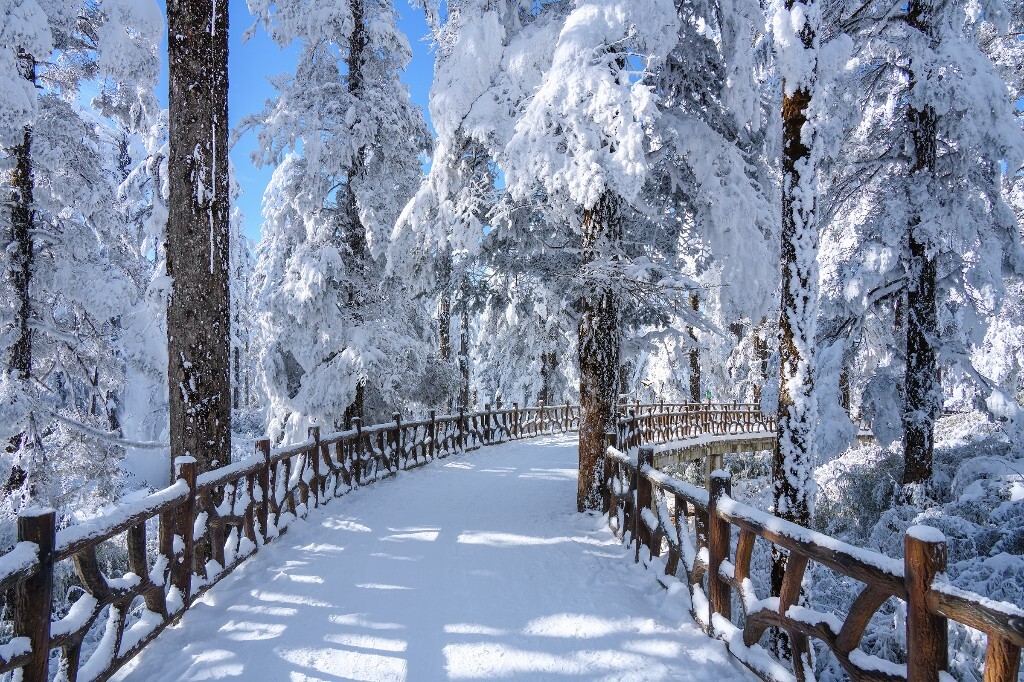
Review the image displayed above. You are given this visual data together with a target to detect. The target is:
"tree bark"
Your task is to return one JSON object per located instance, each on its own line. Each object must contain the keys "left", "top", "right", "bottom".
{"left": 901, "top": 0, "right": 940, "bottom": 489}
{"left": 458, "top": 288, "right": 470, "bottom": 409}
{"left": 688, "top": 293, "right": 700, "bottom": 402}
{"left": 3, "top": 51, "right": 37, "bottom": 497}
{"left": 166, "top": 0, "right": 231, "bottom": 475}
{"left": 753, "top": 317, "right": 769, "bottom": 404}
{"left": 577, "top": 192, "right": 621, "bottom": 512}
{"left": 342, "top": 0, "right": 369, "bottom": 427}
{"left": 772, "top": 1, "right": 818, "bottom": 603}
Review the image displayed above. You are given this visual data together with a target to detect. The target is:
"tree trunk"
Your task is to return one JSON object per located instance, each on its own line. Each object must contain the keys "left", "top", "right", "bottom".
{"left": 341, "top": 0, "right": 369, "bottom": 427}
{"left": 772, "top": 1, "right": 818, "bottom": 603}
{"left": 688, "top": 293, "right": 700, "bottom": 402}
{"left": 577, "top": 192, "right": 621, "bottom": 512}
{"left": 902, "top": 0, "right": 940, "bottom": 489}
{"left": 3, "top": 51, "right": 37, "bottom": 496}
{"left": 753, "top": 317, "right": 769, "bottom": 404}
{"left": 439, "top": 295, "right": 451, "bottom": 360}
{"left": 166, "top": 0, "right": 231, "bottom": 475}
{"left": 459, "top": 291, "right": 470, "bottom": 409}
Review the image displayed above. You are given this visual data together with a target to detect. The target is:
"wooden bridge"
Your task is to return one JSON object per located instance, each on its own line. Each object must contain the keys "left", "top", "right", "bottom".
{"left": 0, "top": 402, "right": 1020, "bottom": 681}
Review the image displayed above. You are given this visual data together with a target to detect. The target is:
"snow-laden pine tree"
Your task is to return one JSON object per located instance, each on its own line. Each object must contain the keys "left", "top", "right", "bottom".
{"left": 642, "top": 0, "right": 777, "bottom": 405}
{"left": 500, "top": 1, "right": 683, "bottom": 511}
{"left": 770, "top": 0, "right": 821, "bottom": 563}
{"left": 389, "top": 0, "right": 535, "bottom": 411}
{"left": 246, "top": 0, "right": 432, "bottom": 441}
{"left": 0, "top": 0, "right": 164, "bottom": 515}
{"left": 815, "top": 0, "right": 1024, "bottom": 494}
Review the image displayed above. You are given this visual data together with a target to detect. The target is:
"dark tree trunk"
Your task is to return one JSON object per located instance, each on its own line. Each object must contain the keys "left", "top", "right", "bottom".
{"left": 439, "top": 295, "right": 451, "bottom": 360}
{"left": 577, "top": 192, "right": 621, "bottom": 512}
{"left": 772, "top": 4, "right": 818, "bottom": 609}
{"left": 753, "top": 318, "right": 769, "bottom": 404}
{"left": 902, "top": 0, "right": 940, "bottom": 489}
{"left": 541, "top": 347, "right": 557, "bottom": 405}
{"left": 166, "top": 0, "right": 231, "bottom": 475}
{"left": 8, "top": 52, "right": 35, "bottom": 387}
{"left": 342, "top": 0, "right": 369, "bottom": 427}
{"left": 3, "top": 52, "right": 37, "bottom": 497}
{"left": 688, "top": 293, "right": 700, "bottom": 402}
{"left": 459, "top": 292, "right": 470, "bottom": 409}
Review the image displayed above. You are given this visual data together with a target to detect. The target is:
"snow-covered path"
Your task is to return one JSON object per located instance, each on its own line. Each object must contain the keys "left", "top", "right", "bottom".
{"left": 115, "top": 434, "right": 753, "bottom": 681}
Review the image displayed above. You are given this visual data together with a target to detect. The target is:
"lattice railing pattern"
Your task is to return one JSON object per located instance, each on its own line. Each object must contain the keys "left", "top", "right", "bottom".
{"left": 604, "top": 444, "right": 1024, "bottom": 682}
{"left": 0, "top": 400, "right": 580, "bottom": 682}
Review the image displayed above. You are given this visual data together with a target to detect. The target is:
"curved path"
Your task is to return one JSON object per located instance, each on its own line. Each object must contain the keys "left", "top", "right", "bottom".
{"left": 114, "top": 434, "right": 753, "bottom": 681}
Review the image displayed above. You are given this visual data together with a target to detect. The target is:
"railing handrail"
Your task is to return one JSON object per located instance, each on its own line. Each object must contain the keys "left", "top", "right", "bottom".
{"left": 0, "top": 399, "right": 871, "bottom": 682}
{"left": 604, "top": 427, "right": 1024, "bottom": 682}
{"left": 0, "top": 400, "right": 589, "bottom": 681}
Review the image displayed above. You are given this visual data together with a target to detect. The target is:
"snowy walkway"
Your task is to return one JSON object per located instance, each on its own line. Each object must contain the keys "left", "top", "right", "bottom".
{"left": 114, "top": 434, "right": 753, "bottom": 681}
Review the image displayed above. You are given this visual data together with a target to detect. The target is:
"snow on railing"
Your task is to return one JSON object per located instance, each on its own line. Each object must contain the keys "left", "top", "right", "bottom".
{"left": 0, "top": 399, "right": 583, "bottom": 682}
{"left": 604, "top": 436, "right": 1024, "bottom": 682}
{"left": 0, "top": 399, "right": 858, "bottom": 682}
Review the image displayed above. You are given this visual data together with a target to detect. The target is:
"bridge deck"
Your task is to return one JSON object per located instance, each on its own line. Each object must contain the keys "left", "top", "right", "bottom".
{"left": 114, "top": 434, "right": 753, "bottom": 681}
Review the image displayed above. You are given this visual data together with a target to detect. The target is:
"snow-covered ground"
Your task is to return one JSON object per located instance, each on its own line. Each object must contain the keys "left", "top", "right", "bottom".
{"left": 113, "top": 434, "right": 753, "bottom": 681}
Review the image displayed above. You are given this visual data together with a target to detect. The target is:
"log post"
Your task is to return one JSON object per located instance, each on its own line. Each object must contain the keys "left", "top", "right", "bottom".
{"left": 564, "top": 402, "right": 571, "bottom": 430}
{"left": 905, "top": 526, "right": 948, "bottom": 682}
{"left": 539, "top": 400, "right": 545, "bottom": 433}
{"left": 171, "top": 456, "right": 197, "bottom": 608}
{"left": 393, "top": 413, "right": 403, "bottom": 470}
{"left": 428, "top": 409, "right": 436, "bottom": 460}
{"left": 458, "top": 407, "right": 466, "bottom": 451}
{"left": 708, "top": 470, "right": 732, "bottom": 621}
{"left": 984, "top": 636, "right": 1021, "bottom": 682}
{"left": 14, "top": 508, "right": 55, "bottom": 682}
{"left": 256, "top": 438, "right": 271, "bottom": 543}
{"left": 635, "top": 446, "right": 655, "bottom": 562}
{"left": 603, "top": 431, "right": 617, "bottom": 513}
{"left": 353, "top": 417, "right": 363, "bottom": 485}
{"left": 484, "top": 403, "right": 491, "bottom": 445}
{"left": 307, "top": 426, "right": 321, "bottom": 508}
{"left": 512, "top": 402, "right": 520, "bottom": 439}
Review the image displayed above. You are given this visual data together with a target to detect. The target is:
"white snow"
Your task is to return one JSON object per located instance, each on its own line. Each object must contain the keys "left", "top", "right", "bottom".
{"left": 112, "top": 435, "right": 753, "bottom": 681}
{"left": 906, "top": 524, "right": 946, "bottom": 544}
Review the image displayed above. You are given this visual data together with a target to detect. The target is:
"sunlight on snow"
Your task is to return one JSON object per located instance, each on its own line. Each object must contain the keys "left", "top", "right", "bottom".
{"left": 322, "top": 633, "right": 409, "bottom": 653}
{"left": 521, "top": 614, "right": 670, "bottom": 639}
{"left": 456, "top": 531, "right": 606, "bottom": 547}
{"left": 278, "top": 646, "right": 407, "bottom": 682}
{"left": 328, "top": 613, "right": 406, "bottom": 631}
{"left": 219, "top": 620, "right": 288, "bottom": 641}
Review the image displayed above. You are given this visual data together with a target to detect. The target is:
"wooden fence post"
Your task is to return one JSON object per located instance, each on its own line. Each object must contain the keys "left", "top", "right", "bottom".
{"left": 428, "top": 409, "right": 436, "bottom": 460}
{"left": 635, "top": 446, "right": 655, "bottom": 563}
{"left": 172, "top": 456, "right": 197, "bottom": 608}
{"left": 564, "top": 402, "right": 570, "bottom": 430}
{"left": 708, "top": 470, "right": 732, "bottom": 621}
{"left": 393, "top": 413, "right": 403, "bottom": 470}
{"left": 14, "top": 508, "right": 55, "bottom": 682}
{"left": 484, "top": 403, "right": 491, "bottom": 445}
{"left": 256, "top": 438, "right": 271, "bottom": 543}
{"left": 538, "top": 400, "right": 545, "bottom": 433}
{"left": 603, "top": 431, "right": 617, "bottom": 513}
{"left": 905, "top": 526, "right": 948, "bottom": 682}
{"left": 353, "top": 417, "right": 363, "bottom": 485}
{"left": 307, "top": 426, "right": 321, "bottom": 508}
{"left": 512, "top": 403, "right": 520, "bottom": 439}
{"left": 458, "top": 407, "right": 466, "bottom": 451}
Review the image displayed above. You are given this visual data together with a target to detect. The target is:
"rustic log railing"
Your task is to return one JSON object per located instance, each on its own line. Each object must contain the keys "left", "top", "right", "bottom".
{"left": 0, "top": 400, "right": 582, "bottom": 682}
{"left": 604, "top": 431, "right": 1024, "bottom": 682}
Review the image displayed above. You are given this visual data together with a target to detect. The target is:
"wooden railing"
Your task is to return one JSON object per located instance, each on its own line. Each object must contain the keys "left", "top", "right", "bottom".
{"left": 0, "top": 400, "right": 581, "bottom": 682}
{"left": 604, "top": 434, "right": 1024, "bottom": 682}
{"left": 0, "top": 399, "right": 892, "bottom": 682}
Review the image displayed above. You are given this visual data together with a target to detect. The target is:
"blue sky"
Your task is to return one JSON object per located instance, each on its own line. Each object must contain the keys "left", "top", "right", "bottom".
{"left": 155, "top": 0, "right": 436, "bottom": 243}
